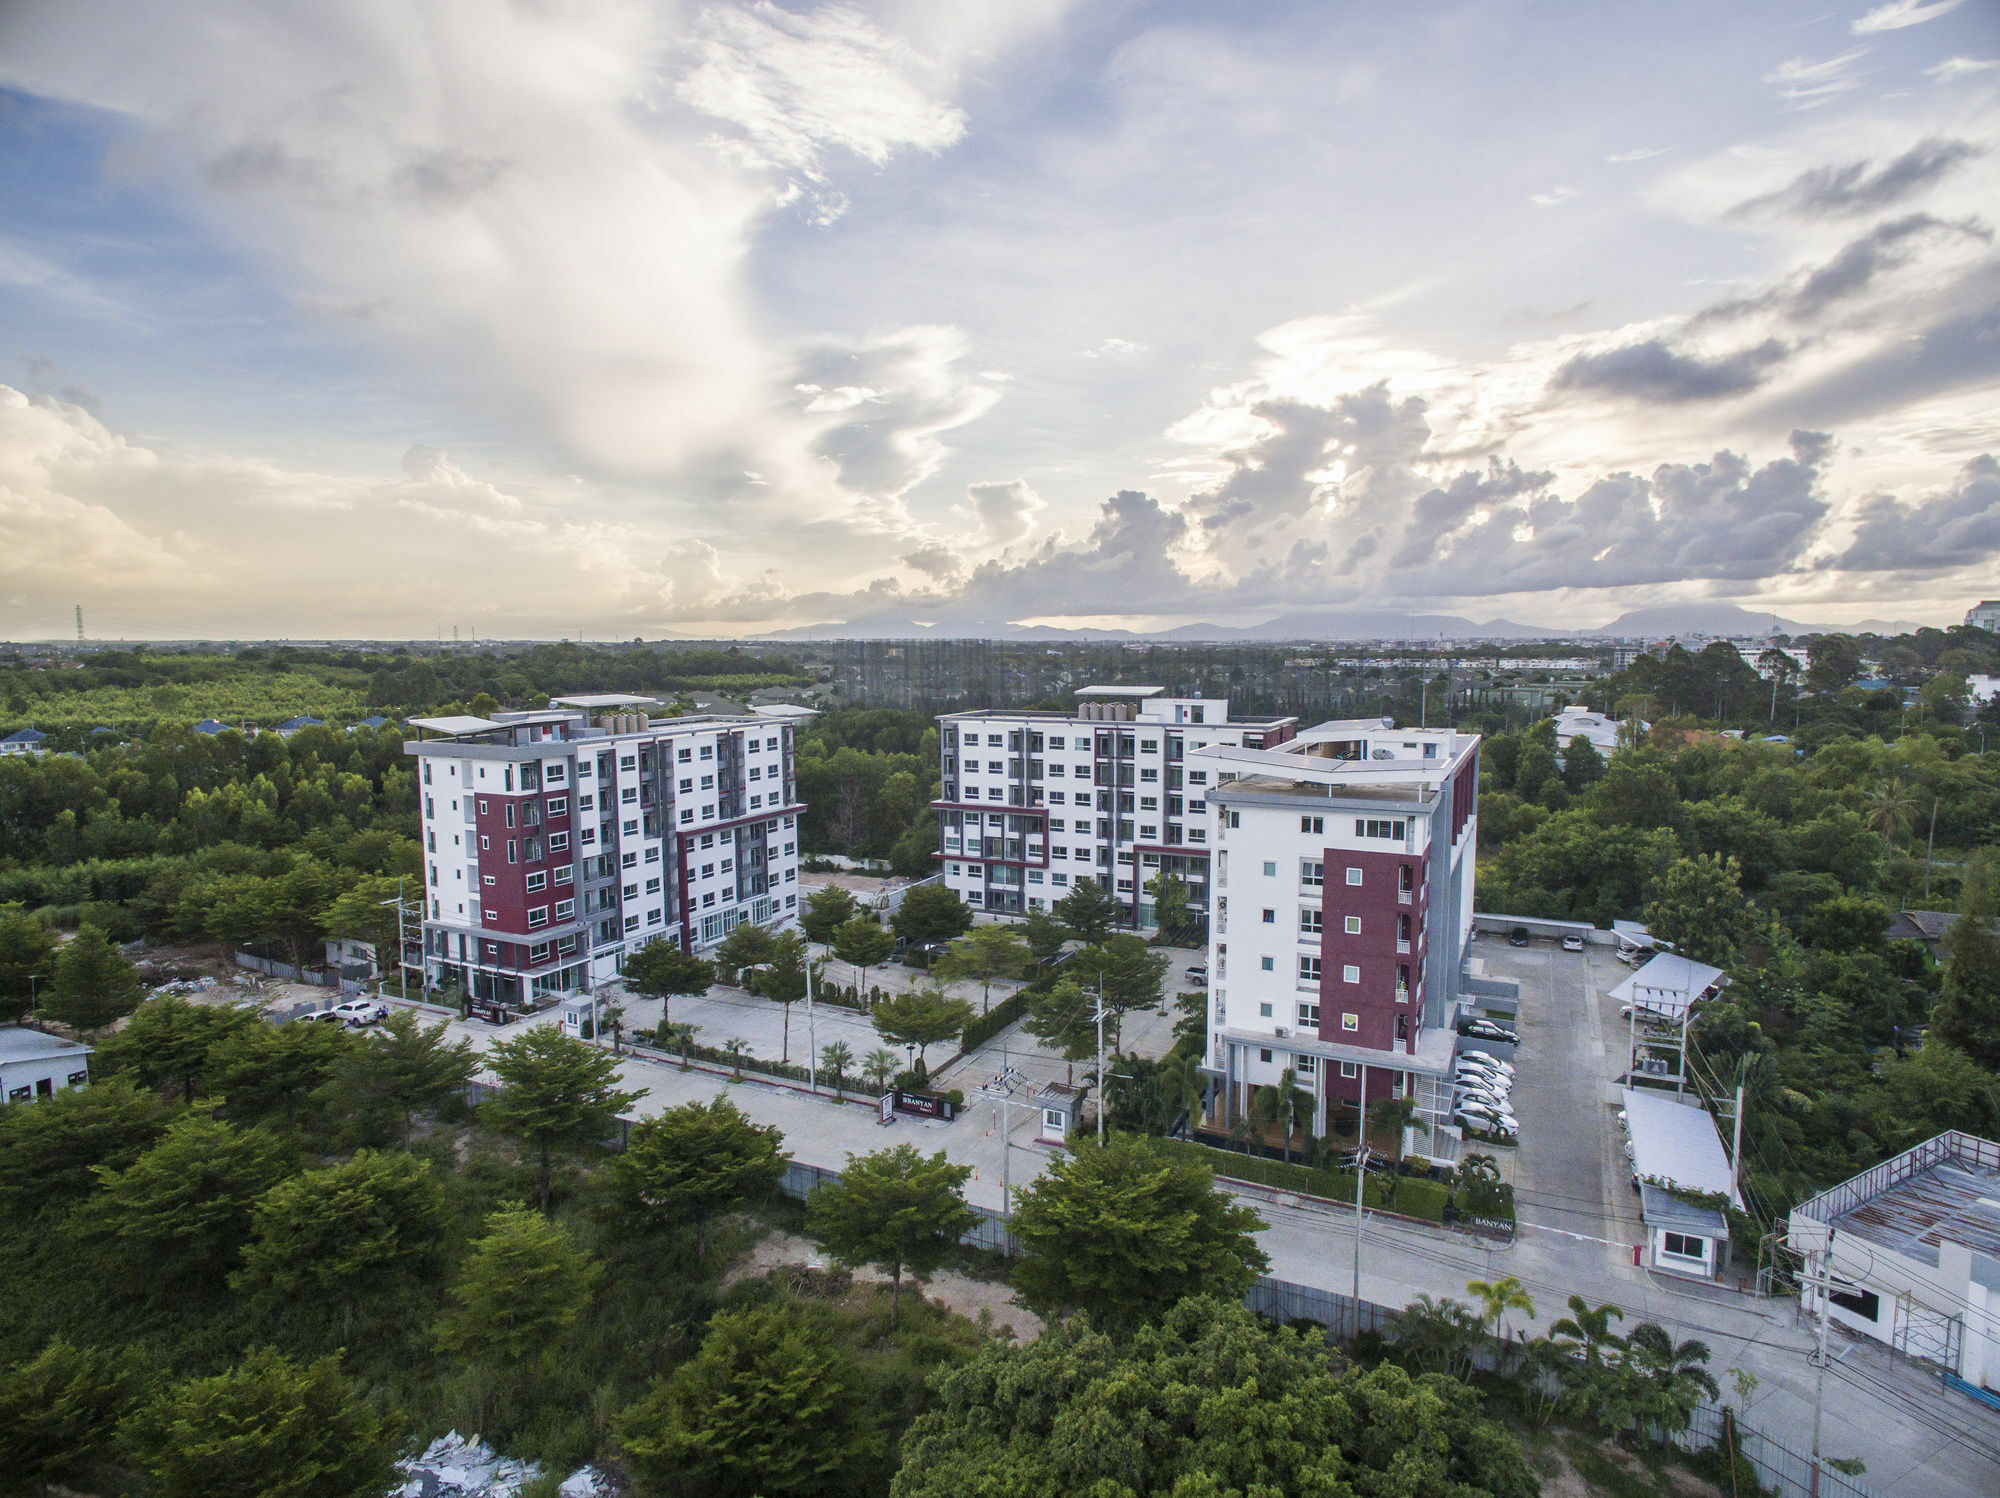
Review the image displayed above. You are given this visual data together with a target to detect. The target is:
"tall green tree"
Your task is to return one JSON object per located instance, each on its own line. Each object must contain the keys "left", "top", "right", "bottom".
{"left": 1010, "top": 1133, "right": 1268, "bottom": 1335}
{"left": 799, "top": 884, "right": 860, "bottom": 944}
{"left": 807, "top": 1144, "right": 975, "bottom": 1329}
{"left": 1073, "top": 934, "right": 1171, "bottom": 1038}
{"left": 890, "top": 881, "right": 974, "bottom": 949}
{"left": 933, "top": 924, "right": 1029, "bottom": 1013}
{"left": 433, "top": 1206, "right": 600, "bottom": 1364}
{"left": 40, "top": 924, "right": 142, "bottom": 1035}
{"left": 98, "top": 994, "right": 258, "bottom": 1105}
{"left": 598, "top": 1097, "right": 788, "bottom": 1256}
{"left": 1052, "top": 877, "right": 1122, "bottom": 943}
{"left": 0, "top": 1337, "right": 143, "bottom": 1498}
{"left": 1930, "top": 860, "right": 2000, "bottom": 1070}
{"left": 869, "top": 987, "right": 973, "bottom": 1087}
{"left": 1018, "top": 905, "right": 1070, "bottom": 974}
{"left": 715, "top": 919, "right": 778, "bottom": 979}
{"left": 73, "top": 1115, "right": 294, "bottom": 1285}
{"left": 209, "top": 1019, "right": 354, "bottom": 1130}
{"left": 891, "top": 1297, "right": 1538, "bottom": 1498}
{"left": 120, "top": 1348, "right": 404, "bottom": 1498}
{"left": 614, "top": 1304, "right": 883, "bottom": 1498}
{"left": 0, "top": 903, "right": 56, "bottom": 1025}
{"left": 758, "top": 931, "right": 821, "bottom": 1064}
{"left": 485, "top": 1025, "right": 641, "bottom": 1212}
{"left": 0, "top": 1073, "right": 175, "bottom": 1215}
{"left": 1642, "top": 853, "right": 1759, "bottom": 968}
{"left": 831, "top": 916, "right": 897, "bottom": 997}
{"left": 621, "top": 938, "right": 715, "bottom": 1026}
{"left": 319, "top": 1009, "right": 477, "bottom": 1146}
{"left": 1024, "top": 976, "right": 1098, "bottom": 1086}
{"left": 234, "top": 1150, "right": 447, "bottom": 1341}
{"left": 1622, "top": 1322, "right": 1721, "bottom": 1444}
{"left": 1561, "top": 736, "right": 1606, "bottom": 793}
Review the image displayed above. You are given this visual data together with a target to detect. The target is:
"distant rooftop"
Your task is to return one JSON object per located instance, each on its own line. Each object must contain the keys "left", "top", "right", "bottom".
{"left": 0, "top": 1028, "right": 92, "bottom": 1065}
{"left": 1075, "top": 685, "right": 1165, "bottom": 698}
{"left": 549, "top": 694, "right": 662, "bottom": 709}
{"left": 407, "top": 715, "right": 504, "bottom": 737}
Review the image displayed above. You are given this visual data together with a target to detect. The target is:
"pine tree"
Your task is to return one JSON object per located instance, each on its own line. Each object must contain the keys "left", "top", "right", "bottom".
{"left": 40, "top": 924, "right": 142, "bottom": 1035}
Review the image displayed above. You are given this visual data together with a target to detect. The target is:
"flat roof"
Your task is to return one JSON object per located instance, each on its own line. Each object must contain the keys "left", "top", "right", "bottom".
{"left": 1075, "top": 685, "right": 1164, "bottom": 697}
{"left": 1608, "top": 953, "right": 1726, "bottom": 1014}
{"left": 0, "top": 1028, "right": 92, "bottom": 1065}
{"left": 1213, "top": 775, "right": 1431, "bottom": 806}
{"left": 1623, "top": 1087, "right": 1738, "bottom": 1204}
{"left": 549, "top": 694, "right": 662, "bottom": 708}
{"left": 1823, "top": 1145, "right": 2000, "bottom": 1268}
{"left": 405, "top": 715, "right": 503, "bottom": 736}
{"left": 1641, "top": 1183, "right": 1729, "bottom": 1236}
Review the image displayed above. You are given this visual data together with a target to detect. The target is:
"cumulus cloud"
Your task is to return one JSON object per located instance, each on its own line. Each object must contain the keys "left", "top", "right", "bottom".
{"left": 1729, "top": 137, "right": 1985, "bottom": 219}
{"left": 1551, "top": 337, "right": 1789, "bottom": 403}
{"left": 1835, "top": 454, "right": 2000, "bottom": 569}
{"left": 966, "top": 479, "right": 1044, "bottom": 546}
{"left": 1852, "top": 0, "right": 1962, "bottom": 34}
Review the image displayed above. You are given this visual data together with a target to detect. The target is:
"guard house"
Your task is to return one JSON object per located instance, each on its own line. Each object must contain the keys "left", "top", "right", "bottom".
{"left": 1623, "top": 1087, "right": 1739, "bottom": 1280}
{"left": 1036, "top": 1081, "right": 1083, "bottom": 1144}
{"left": 1789, "top": 1131, "right": 2000, "bottom": 1391}
{"left": 0, "top": 1028, "right": 94, "bottom": 1104}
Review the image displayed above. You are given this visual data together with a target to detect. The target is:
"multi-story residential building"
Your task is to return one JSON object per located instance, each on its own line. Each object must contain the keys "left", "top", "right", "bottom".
{"left": 407, "top": 695, "right": 803, "bottom": 1007}
{"left": 1198, "top": 718, "right": 1481, "bottom": 1155}
{"left": 1968, "top": 600, "right": 2000, "bottom": 634}
{"left": 932, "top": 686, "right": 1297, "bottom": 927}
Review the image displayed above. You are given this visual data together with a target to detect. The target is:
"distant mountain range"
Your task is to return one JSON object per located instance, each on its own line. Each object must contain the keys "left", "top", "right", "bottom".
{"left": 758, "top": 601, "right": 1926, "bottom": 643}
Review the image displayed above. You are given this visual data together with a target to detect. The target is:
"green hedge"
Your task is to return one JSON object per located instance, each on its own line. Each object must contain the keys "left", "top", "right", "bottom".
{"left": 959, "top": 985, "right": 1034, "bottom": 1055}
{"left": 1150, "top": 1138, "right": 1451, "bottom": 1222}
{"left": 631, "top": 1032, "right": 886, "bottom": 1097}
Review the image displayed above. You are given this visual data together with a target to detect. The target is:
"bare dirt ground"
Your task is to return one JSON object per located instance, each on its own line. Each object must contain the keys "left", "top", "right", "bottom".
{"left": 726, "top": 1229, "right": 1045, "bottom": 1343}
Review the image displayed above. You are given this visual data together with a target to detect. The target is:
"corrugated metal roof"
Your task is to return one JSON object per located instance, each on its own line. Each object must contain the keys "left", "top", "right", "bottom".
{"left": 1831, "top": 1155, "right": 2000, "bottom": 1268}
{"left": 1608, "top": 952, "right": 1727, "bottom": 1015}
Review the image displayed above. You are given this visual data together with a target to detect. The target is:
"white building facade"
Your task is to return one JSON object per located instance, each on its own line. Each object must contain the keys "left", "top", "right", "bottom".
{"left": 932, "top": 686, "right": 1297, "bottom": 927}
{"left": 1199, "top": 720, "right": 1481, "bottom": 1152}
{"left": 0, "top": 1028, "right": 93, "bottom": 1103}
{"left": 408, "top": 696, "right": 802, "bottom": 1008}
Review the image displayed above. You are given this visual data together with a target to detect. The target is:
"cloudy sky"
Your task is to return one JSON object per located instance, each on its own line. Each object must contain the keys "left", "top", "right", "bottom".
{"left": 1, "top": 0, "right": 1997, "bottom": 639}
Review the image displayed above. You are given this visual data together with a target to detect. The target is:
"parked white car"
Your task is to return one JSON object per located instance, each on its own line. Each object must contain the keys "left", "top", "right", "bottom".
{"left": 328, "top": 999, "right": 388, "bottom": 1027}
{"left": 1457, "top": 1054, "right": 1514, "bottom": 1080}
{"left": 1456, "top": 1103, "right": 1519, "bottom": 1136}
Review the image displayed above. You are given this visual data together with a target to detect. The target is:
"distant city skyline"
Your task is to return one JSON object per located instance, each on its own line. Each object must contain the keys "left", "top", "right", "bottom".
{"left": 1, "top": 0, "right": 1996, "bottom": 640}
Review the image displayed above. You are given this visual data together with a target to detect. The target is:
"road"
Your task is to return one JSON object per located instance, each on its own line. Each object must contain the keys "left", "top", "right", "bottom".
{"left": 366, "top": 944, "right": 2000, "bottom": 1498}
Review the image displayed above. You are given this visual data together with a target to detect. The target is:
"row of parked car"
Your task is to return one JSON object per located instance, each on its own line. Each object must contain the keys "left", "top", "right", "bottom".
{"left": 1453, "top": 1050, "right": 1517, "bottom": 1141}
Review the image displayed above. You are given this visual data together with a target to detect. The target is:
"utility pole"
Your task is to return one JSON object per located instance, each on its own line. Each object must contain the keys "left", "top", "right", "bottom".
{"left": 1922, "top": 796, "right": 1938, "bottom": 900}
{"left": 1729, "top": 1054, "right": 1752, "bottom": 1206}
{"left": 1807, "top": 1235, "right": 1833, "bottom": 1498}
{"left": 806, "top": 952, "right": 817, "bottom": 1096}
{"left": 378, "top": 878, "right": 414, "bottom": 1001}
{"left": 1095, "top": 974, "right": 1107, "bottom": 1145}
{"left": 1352, "top": 1064, "right": 1369, "bottom": 1303}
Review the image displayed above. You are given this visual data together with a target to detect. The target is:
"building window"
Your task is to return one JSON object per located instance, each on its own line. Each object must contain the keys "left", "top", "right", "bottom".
{"left": 547, "top": 797, "right": 566, "bottom": 817}
{"left": 1344, "top": 915, "right": 1362, "bottom": 934}
{"left": 1341, "top": 1061, "right": 1359, "bottom": 1077}
{"left": 1259, "top": 1002, "right": 1273, "bottom": 1017}
{"left": 1262, "top": 908, "right": 1276, "bottom": 924}
{"left": 1297, "top": 1001, "right": 1319, "bottom": 1027}
{"left": 1301, "top": 908, "right": 1322, "bottom": 934}
{"left": 526, "top": 872, "right": 547, "bottom": 892}
{"left": 1300, "top": 956, "right": 1321, "bottom": 981}
{"left": 1346, "top": 867, "right": 1363, "bottom": 886}
{"left": 507, "top": 840, "right": 518, "bottom": 863}
{"left": 1300, "top": 815, "right": 1323, "bottom": 834}
{"left": 549, "top": 832, "right": 569, "bottom": 852}
{"left": 1830, "top": 1286, "right": 1881, "bottom": 1321}
{"left": 529, "top": 942, "right": 551, "bottom": 962}
{"left": 1356, "top": 818, "right": 1408, "bottom": 840}
{"left": 480, "top": 835, "right": 490, "bottom": 851}
{"left": 1260, "top": 956, "right": 1275, "bottom": 971}
{"left": 1342, "top": 964, "right": 1360, "bottom": 983}
{"left": 1262, "top": 860, "right": 1277, "bottom": 876}
{"left": 1295, "top": 1054, "right": 1316, "bottom": 1075}
{"left": 1341, "top": 1011, "right": 1359, "bottom": 1031}
{"left": 1259, "top": 1048, "right": 1273, "bottom": 1064}
{"left": 554, "top": 900, "right": 575, "bottom": 920}
{"left": 527, "top": 906, "right": 549, "bottom": 929}
{"left": 1661, "top": 1233, "right": 1707, "bottom": 1262}
{"left": 1300, "top": 859, "right": 1323, "bottom": 888}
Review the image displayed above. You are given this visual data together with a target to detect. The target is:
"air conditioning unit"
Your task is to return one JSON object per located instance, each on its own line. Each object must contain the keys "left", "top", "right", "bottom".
{"left": 1273, "top": 1027, "right": 1289, "bottom": 1038}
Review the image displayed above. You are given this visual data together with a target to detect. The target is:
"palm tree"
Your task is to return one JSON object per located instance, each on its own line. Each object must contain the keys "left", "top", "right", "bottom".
{"left": 658, "top": 1021, "right": 698, "bottom": 1069}
{"left": 861, "top": 1047, "right": 899, "bottom": 1093}
{"left": 720, "top": 1036, "right": 748, "bottom": 1077}
{"left": 1624, "top": 1322, "right": 1721, "bottom": 1445}
{"left": 1250, "top": 1069, "right": 1315, "bottom": 1163}
{"left": 1390, "top": 1294, "right": 1483, "bottom": 1381}
{"left": 1162, "top": 1048, "right": 1207, "bottom": 1137}
{"left": 1865, "top": 777, "right": 1920, "bottom": 853}
{"left": 1466, "top": 1274, "right": 1536, "bottom": 1344}
{"left": 819, "top": 1040, "right": 854, "bottom": 1100}
{"left": 1549, "top": 1294, "right": 1626, "bottom": 1368}
{"left": 1370, "top": 1093, "right": 1430, "bottom": 1160}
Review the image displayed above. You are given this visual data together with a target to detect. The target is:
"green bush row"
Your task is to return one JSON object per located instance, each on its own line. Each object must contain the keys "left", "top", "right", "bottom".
{"left": 1150, "top": 1138, "right": 1454, "bottom": 1222}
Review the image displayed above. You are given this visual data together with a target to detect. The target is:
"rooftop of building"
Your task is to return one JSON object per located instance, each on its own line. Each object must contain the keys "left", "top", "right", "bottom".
{"left": 1622, "top": 1087, "right": 1739, "bottom": 1204}
{"left": 1797, "top": 1131, "right": 2000, "bottom": 1268}
{"left": 1607, "top": 953, "right": 1728, "bottom": 1014}
{"left": 1075, "top": 684, "right": 1165, "bottom": 698}
{"left": 0, "top": 1027, "right": 93, "bottom": 1065}
{"left": 1211, "top": 774, "right": 1433, "bottom": 805}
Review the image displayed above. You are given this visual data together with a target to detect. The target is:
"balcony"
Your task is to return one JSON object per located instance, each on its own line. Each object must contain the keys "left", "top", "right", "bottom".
{"left": 1396, "top": 939, "right": 1412, "bottom": 955}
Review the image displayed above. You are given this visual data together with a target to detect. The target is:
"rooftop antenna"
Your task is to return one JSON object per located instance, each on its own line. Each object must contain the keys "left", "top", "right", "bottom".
{"left": 75, "top": 605, "right": 84, "bottom": 643}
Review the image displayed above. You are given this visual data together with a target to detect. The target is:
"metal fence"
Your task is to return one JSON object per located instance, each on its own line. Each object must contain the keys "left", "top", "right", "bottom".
{"left": 1244, "top": 1277, "right": 1393, "bottom": 1342}
{"left": 777, "top": 1160, "right": 1019, "bottom": 1255}
{"left": 1667, "top": 1404, "right": 1883, "bottom": 1498}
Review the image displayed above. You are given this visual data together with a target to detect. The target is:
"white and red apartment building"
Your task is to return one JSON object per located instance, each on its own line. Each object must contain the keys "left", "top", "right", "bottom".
{"left": 407, "top": 696, "right": 803, "bottom": 1008}
{"left": 932, "top": 685, "right": 1298, "bottom": 928}
{"left": 1198, "top": 719, "right": 1481, "bottom": 1157}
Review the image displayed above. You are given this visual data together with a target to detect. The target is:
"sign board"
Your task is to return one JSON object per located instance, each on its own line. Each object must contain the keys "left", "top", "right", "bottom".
{"left": 878, "top": 1092, "right": 895, "bottom": 1126}
{"left": 891, "top": 1090, "right": 957, "bottom": 1122}
{"left": 470, "top": 1001, "right": 510, "bottom": 1025}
